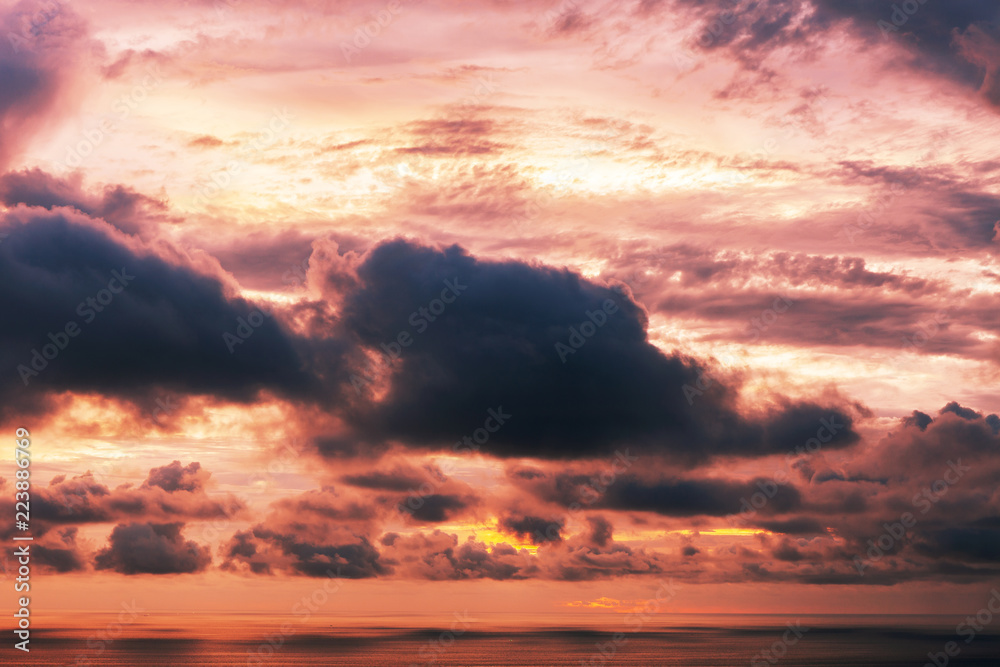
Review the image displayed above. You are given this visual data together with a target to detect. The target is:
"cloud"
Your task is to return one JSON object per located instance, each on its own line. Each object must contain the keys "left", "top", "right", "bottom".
{"left": 405, "top": 494, "right": 474, "bottom": 523}
{"left": 719, "top": 403, "right": 1000, "bottom": 585}
{"left": 672, "top": 0, "right": 1000, "bottom": 107}
{"left": 211, "top": 399, "right": 999, "bottom": 584}
{"left": 142, "top": 461, "right": 210, "bottom": 493}
{"left": 0, "top": 168, "right": 171, "bottom": 237}
{"left": 223, "top": 526, "right": 386, "bottom": 579}
{"left": 33, "top": 527, "right": 86, "bottom": 573}
{"left": 221, "top": 482, "right": 670, "bottom": 581}
{"left": 0, "top": 208, "right": 318, "bottom": 422}
{"left": 324, "top": 239, "right": 861, "bottom": 465}
{"left": 380, "top": 531, "right": 529, "bottom": 581}
{"left": 94, "top": 522, "right": 212, "bottom": 574}
{"left": 592, "top": 475, "right": 802, "bottom": 517}
{"left": 340, "top": 466, "right": 430, "bottom": 492}
{"left": 1, "top": 209, "right": 861, "bottom": 467}
{"left": 0, "top": 0, "right": 92, "bottom": 168}
{"left": 187, "top": 134, "right": 224, "bottom": 148}
{"left": 220, "top": 487, "right": 387, "bottom": 578}
{"left": 0, "top": 461, "right": 244, "bottom": 539}
{"left": 500, "top": 514, "right": 564, "bottom": 544}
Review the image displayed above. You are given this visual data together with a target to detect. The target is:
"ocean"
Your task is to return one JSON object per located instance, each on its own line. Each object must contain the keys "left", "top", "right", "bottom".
{"left": 3, "top": 614, "right": 998, "bottom": 666}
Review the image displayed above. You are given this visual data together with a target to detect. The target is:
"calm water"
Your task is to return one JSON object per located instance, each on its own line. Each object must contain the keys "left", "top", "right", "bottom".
{"left": 4, "top": 615, "right": 999, "bottom": 666}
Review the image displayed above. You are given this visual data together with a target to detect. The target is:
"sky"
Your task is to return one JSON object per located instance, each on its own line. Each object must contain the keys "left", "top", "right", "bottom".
{"left": 1, "top": 0, "right": 1000, "bottom": 627}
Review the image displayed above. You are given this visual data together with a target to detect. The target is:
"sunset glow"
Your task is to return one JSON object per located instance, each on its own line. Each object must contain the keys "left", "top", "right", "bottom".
{"left": 2, "top": 0, "right": 1000, "bottom": 664}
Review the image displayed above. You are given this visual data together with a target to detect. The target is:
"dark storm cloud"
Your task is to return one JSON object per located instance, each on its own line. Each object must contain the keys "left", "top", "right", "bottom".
{"left": 865, "top": 403, "right": 1000, "bottom": 474}
{"left": 914, "top": 526, "right": 1000, "bottom": 562}
{"left": 714, "top": 404, "right": 1000, "bottom": 585}
{"left": 330, "top": 239, "right": 860, "bottom": 464}
{"left": 94, "top": 522, "right": 212, "bottom": 574}
{"left": 673, "top": 1, "right": 1000, "bottom": 106}
{"left": 406, "top": 494, "right": 473, "bottom": 523}
{"left": 586, "top": 516, "right": 614, "bottom": 547}
{"left": 772, "top": 541, "right": 805, "bottom": 562}
{"left": 0, "top": 209, "right": 320, "bottom": 422}
{"left": 500, "top": 515, "right": 565, "bottom": 543}
{"left": 903, "top": 410, "right": 933, "bottom": 430}
{"left": 254, "top": 528, "right": 385, "bottom": 578}
{"left": 513, "top": 470, "right": 802, "bottom": 517}
{"left": 811, "top": 0, "right": 1000, "bottom": 104}
{"left": 1, "top": 206, "right": 859, "bottom": 464}
{"left": 375, "top": 520, "right": 669, "bottom": 581}
{"left": 940, "top": 401, "right": 983, "bottom": 420}
{"left": 596, "top": 476, "right": 802, "bottom": 517}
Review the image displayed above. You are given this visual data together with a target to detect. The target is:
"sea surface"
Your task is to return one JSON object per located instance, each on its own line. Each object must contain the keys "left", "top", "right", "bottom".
{"left": 3, "top": 613, "right": 999, "bottom": 666}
